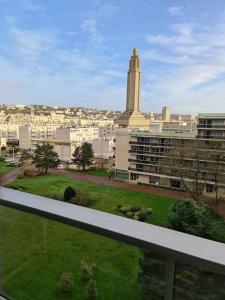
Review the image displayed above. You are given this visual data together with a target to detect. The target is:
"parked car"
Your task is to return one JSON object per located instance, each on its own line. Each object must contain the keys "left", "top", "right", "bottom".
{"left": 7, "top": 161, "right": 21, "bottom": 167}
{"left": 57, "top": 164, "right": 66, "bottom": 170}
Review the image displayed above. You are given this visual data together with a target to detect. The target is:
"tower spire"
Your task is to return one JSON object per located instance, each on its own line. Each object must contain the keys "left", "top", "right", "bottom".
{"left": 116, "top": 47, "right": 149, "bottom": 129}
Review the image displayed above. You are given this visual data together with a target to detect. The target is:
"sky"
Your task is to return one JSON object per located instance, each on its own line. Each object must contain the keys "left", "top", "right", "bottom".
{"left": 0, "top": 0, "right": 225, "bottom": 113}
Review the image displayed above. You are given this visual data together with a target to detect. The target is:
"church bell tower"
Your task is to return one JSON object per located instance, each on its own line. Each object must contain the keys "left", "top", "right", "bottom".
{"left": 117, "top": 48, "right": 149, "bottom": 129}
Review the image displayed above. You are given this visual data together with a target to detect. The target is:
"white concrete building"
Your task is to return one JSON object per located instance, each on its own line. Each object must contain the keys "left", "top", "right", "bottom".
{"left": 19, "top": 126, "right": 57, "bottom": 149}
{"left": 92, "top": 138, "right": 115, "bottom": 159}
{"left": 55, "top": 127, "right": 99, "bottom": 143}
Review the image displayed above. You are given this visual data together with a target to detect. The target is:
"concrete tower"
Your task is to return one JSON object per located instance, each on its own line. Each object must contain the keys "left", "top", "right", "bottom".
{"left": 117, "top": 48, "right": 149, "bottom": 129}
{"left": 162, "top": 106, "right": 171, "bottom": 122}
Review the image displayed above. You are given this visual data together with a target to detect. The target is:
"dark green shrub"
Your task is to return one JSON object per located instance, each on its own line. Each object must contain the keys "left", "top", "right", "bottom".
{"left": 131, "top": 206, "right": 141, "bottom": 212}
{"left": 168, "top": 200, "right": 225, "bottom": 242}
{"left": 64, "top": 186, "right": 76, "bottom": 202}
{"left": 138, "top": 211, "right": 147, "bottom": 222}
{"left": 117, "top": 204, "right": 122, "bottom": 210}
{"left": 58, "top": 272, "right": 74, "bottom": 293}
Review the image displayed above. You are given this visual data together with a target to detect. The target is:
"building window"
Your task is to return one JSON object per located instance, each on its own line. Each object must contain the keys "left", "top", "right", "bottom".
{"left": 130, "top": 173, "right": 139, "bottom": 181}
{"left": 206, "top": 184, "right": 214, "bottom": 193}
{"left": 149, "top": 176, "right": 160, "bottom": 185}
{"left": 115, "top": 171, "right": 129, "bottom": 180}
{"left": 170, "top": 179, "right": 181, "bottom": 189}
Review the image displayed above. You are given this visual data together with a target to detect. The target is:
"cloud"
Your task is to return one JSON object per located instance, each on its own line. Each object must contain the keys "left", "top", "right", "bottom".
{"left": 8, "top": 25, "right": 57, "bottom": 60}
{"left": 80, "top": 2, "right": 118, "bottom": 47}
{"left": 167, "top": 6, "right": 182, "bottom": 16}
{"left": 142, "top": 18, "right": 225, "bottom": 113}
{"left": 21, "top": 0, "right": 45, "bottom": 11}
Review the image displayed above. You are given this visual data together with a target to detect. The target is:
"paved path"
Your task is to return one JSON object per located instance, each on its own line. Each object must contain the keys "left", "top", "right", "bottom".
{"left": 1, "top": 167, "right": 23, "bottom": 186}
{"left": 50, "top": 168, "right": 191, "bottom": 201}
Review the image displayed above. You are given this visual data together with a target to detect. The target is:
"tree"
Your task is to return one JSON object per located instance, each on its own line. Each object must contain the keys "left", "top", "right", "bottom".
{"left": 167, "top": 200, "right": 225, "bottom": 243}
{"left": 32, "top": 143, "right": 59, "bottom": 174}
{"left": 19, "top": 149, "right": 31, "bottom": 164}
{"left": 72, "top": 142, "right": 94, "bottom": 171}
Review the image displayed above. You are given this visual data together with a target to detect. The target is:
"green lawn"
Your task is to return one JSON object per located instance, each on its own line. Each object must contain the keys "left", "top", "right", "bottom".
{"left": 67, "top": 167, "right": 113, "bottom": 177}
{"left": 2, "top": 174, "right": 177, "bottom": 300}
{"left": 0, "top": 161, "right": 15, "bottom": 174}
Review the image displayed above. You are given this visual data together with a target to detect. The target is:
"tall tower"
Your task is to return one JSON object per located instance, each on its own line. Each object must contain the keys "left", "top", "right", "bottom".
{"left": 117, "top": 48, "right": 149, "bottom": 129}
{"left": 162, "top": 106, "right": 171, "bottom": 122}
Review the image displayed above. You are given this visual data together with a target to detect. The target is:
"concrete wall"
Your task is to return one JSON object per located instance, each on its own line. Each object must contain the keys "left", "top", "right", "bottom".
{"left": 115, "top": 131, "right": 130, "bottom": 171}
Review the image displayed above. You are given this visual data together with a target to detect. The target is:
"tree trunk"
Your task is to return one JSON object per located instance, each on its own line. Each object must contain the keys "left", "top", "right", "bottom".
{"left": 82, "top": 163, "right": 85, "bottom": 171}
{"left": 45, "top": 167, "right": 48, "bottom": 174}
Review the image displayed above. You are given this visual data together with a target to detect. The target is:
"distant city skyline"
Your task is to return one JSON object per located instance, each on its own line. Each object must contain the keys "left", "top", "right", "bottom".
{"left": 0, "top": 0, "right": 225, "bottom": 113}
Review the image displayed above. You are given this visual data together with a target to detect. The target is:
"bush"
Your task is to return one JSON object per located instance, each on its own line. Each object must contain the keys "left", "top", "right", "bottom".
{"left": 146, "top": 208, "right": 153, "bottom": 215}
{"left": 85, "top": 279, "right": 97, "bottom": 300}
{"left": 80, "top": 257, "right": 96, "bottom": 282}
{"left": 138, "top": 211, "right": 147, "bottom": 222}
{"left": 167, "top": 200, "right": 225, "bottom": 242}
{"left": 64, "top": 186, "right": 76, "bottom": 202}
{"left": 133, "top": 214, "right": 140, "bottom": 221}
{"left": 117, "top": 205, "right": 153, "bottom": 222}
{"left": 131, "top": 206, "right": 141, "bottom": 212}
{"left": 71, "top": 189, "right": 93, "bottom": 207}
{"left": 120, "top": 206, "right": 132, "bottom": 213}
{"left": 24, "top": 169, "right": 38, "bottom": 177}
{"left": 126, "top": 211, "right": 134, "bottom": 218}
{"left": 58, "top": 272, "right": 74, "bottom": 293}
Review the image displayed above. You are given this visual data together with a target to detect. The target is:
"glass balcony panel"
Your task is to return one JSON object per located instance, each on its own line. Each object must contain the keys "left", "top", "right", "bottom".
{"left": 174, "top": 262, "right": 225, "bottom": 300}
{"left": 0, "top": 204, "right": 167, "bottom": 300}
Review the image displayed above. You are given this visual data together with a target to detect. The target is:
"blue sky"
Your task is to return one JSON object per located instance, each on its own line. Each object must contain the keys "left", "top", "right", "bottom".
{"left": 0, "top": 0, "right": 225, "bottom": 113}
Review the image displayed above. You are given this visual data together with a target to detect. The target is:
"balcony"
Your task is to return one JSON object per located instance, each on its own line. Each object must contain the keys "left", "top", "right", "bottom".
{"left": 197, "top": 124, "right": 225, "bottom": 129}
{"left": 0, "top": 187, "right": 225, "bottom": 300}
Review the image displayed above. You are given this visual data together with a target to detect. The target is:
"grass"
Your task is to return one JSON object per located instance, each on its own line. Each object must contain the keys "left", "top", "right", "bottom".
{"left": 67, "top": 167, "right": 113, "bottom": 177}
{"left": 0, "top": 161, "right": 15, "bottom": 174}
{"left": 2, "top": 174, "right": 177, "bottom": 299}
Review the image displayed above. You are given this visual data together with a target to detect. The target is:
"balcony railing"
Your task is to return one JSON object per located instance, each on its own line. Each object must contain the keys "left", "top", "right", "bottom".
{"left": 0, "top": 187, "right": 225, "bottom": 300}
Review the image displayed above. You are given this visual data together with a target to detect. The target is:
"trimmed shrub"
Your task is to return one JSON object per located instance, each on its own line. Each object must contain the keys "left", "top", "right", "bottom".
{"left": 131, "top": 206, "right": 141, "bottom": 212}
{"left": 133, "top": 214, "right": 140, "bottom": 221}
{"left": 58, "top": 272, "right": 74, "bottom": 293}
{"left": 71, "top": 189, "right": 93, "bottom": 207}
{"left": 138, "top": 211, "right": 147, "bottom": 222}
{"left": 117, "top": 204, "right": 122, "bottom": 210}
{"left": 146, "top": 208, "right": 153, "bottom": 215}
{"left": 126, "top": 211, "right": 134, "bottom": 218}
{"left": 64, "top": 186, "right": 76, "bottom": 202}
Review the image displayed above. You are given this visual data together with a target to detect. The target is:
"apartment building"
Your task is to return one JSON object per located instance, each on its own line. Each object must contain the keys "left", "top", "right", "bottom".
{"left": 0, "top": 124, "right": 19, "bottom": 142}
{"left": 92, "top": 138, "right": 115, "bottom": 159}
{"left": 197, "top": 113, "right": 225, "bottom": 139}
{"left": 149, "top": 120, "right": 197, "bottom": 134}
{"left": 19, "top": 125, "right": 57, "bottom": 149}
{"left": 115, "top": 114, "right": 225, "bottom": 198}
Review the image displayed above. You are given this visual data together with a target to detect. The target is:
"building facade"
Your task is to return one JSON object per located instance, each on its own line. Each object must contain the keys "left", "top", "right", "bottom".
{"left": 115, "top": 116, "right": 225, "bottom": 198}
